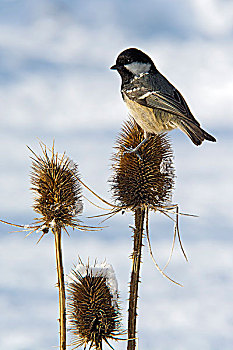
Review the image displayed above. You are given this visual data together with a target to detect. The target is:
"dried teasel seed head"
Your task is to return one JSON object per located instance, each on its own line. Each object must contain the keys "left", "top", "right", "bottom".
{"left": 30, "top": 144, "right": 83, "bottom": 230}
{"left": 110, "top": 118, "right": 175, "bottom": 210}
{"left": 67, "top": 260, "right": 123, "bottom": 350}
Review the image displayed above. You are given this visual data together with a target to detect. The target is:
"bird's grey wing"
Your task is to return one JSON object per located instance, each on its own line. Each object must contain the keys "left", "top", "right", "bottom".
{"left": 129, "top": 88, "right": 200, "bottom": 126}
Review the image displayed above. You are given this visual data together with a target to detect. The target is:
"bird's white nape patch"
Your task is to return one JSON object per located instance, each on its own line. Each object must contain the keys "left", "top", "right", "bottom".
{"left": 124, "top": 62, "right": 151, "bottom": 75}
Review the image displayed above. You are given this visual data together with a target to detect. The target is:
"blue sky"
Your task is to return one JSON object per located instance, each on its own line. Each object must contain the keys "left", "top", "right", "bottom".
{"left": 0, "top": 1, "right": 233, "bottom": 349}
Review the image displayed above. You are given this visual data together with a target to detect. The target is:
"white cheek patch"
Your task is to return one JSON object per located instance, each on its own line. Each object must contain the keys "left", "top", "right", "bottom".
{"left": 124, "top": 62, "right": 151, "bottom": 75}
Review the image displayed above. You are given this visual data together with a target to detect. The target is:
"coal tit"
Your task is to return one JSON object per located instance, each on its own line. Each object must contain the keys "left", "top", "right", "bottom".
{"left": 111, "top": 48, "right": 216, "bottom": 147}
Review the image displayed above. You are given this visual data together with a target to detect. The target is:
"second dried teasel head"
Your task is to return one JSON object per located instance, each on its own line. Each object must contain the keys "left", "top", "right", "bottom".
{"left": 110, "top": 117, "right": 175, "bottom": 211}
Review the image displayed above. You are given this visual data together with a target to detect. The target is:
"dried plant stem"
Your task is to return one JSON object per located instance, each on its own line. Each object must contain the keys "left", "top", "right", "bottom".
{"left": 127, "top": 207, "right": 145, "bottom": 350}
{"left": 53, "top": 224, "right": 66, "bottom": 350}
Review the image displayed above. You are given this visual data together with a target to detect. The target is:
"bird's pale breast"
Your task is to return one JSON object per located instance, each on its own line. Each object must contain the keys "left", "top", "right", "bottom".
{"left": 123, "top": 92, "right": 177, "bottom": 134}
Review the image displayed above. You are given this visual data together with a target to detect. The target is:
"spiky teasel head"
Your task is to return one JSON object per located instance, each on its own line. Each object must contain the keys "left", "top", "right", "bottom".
{"left": 110, "top": 118, "right": 175, "bottom": 210}
{"left": 30, "top": 143, "right": 83, "bottom": 231}
{"left": 67, "top": 260, "right": 123, "bottom": 350}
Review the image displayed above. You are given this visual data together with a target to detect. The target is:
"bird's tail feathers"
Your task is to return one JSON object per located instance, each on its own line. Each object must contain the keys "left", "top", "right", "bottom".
{"left": 179, "top": 120, "right": 216, "bottom": 146}
{"left": 202, "top": 129, "right": 216, "bottom": 142}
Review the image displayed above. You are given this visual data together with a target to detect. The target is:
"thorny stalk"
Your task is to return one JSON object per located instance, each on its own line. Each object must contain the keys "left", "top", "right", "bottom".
{"left": 127, "top": 207, "right": 145, "bottom": 350}
{"left": 53, "top": 223, "right": 66, "bottom": 350}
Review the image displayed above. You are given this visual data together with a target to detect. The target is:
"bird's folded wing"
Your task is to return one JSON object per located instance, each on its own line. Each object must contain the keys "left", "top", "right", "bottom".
{"left": 134, "top": 90, "right": 196, "bottom": 122}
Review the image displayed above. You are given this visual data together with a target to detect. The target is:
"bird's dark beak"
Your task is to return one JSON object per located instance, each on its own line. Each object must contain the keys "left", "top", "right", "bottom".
{"left": 110, "top": 64, "right": 118, "bottom": 70}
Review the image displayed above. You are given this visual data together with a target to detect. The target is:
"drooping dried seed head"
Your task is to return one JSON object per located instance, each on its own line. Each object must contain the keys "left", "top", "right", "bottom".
{"left": 30, "top": 144, "right": 83, "bottom": 229}
{"left": 67, "top": 261, "right": 123, "bottom": 350}
{"left": 110, "top": 118, "right": 175, "bottom": 210}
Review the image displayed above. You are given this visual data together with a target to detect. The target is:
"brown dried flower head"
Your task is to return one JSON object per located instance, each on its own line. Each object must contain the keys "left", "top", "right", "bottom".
{"left": 67, "top": 261, "right": 123, "bottom": 350}
{"left": 30, "top": 143, "right": 83, "bottom": 230}
{"left": 110, "top": 118, "right": 175, "bottom": 210}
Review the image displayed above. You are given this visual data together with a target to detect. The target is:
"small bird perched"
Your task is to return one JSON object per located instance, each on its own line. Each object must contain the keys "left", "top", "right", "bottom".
{"left": 111, "top": 48, "right": 216, "bottom": 149}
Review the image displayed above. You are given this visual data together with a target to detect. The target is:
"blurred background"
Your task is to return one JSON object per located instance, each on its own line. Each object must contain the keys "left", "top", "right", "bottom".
{"left": 0, "top": 0, "right": 232, "bottom": 349}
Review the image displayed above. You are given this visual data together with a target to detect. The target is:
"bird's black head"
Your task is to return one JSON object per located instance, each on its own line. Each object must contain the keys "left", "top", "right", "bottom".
{"left": 110, "top": 48, "right": 156, "bottom": 83}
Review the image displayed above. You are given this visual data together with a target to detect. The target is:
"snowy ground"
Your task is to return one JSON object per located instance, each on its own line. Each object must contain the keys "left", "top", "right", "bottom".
{"left": 1, "top": 233, "right": 233, "bottom": 350}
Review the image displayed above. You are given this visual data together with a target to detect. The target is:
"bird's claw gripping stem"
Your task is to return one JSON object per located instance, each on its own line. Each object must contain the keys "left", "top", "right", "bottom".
{"left": 122, "top": 146, "right": 142, "bottom": 160}
{"left": 122, "top": 137, "right": 150, "bottom": 160}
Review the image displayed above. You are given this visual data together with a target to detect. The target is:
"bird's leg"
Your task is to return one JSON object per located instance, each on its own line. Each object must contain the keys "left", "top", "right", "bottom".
{"left": 123, "top": 131, "right": 150, "bottom": 160}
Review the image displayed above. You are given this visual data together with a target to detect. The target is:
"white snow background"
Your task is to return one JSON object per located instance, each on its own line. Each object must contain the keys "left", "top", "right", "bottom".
{"left": 0, "top": 1, "right": 233, "bottom": 349}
